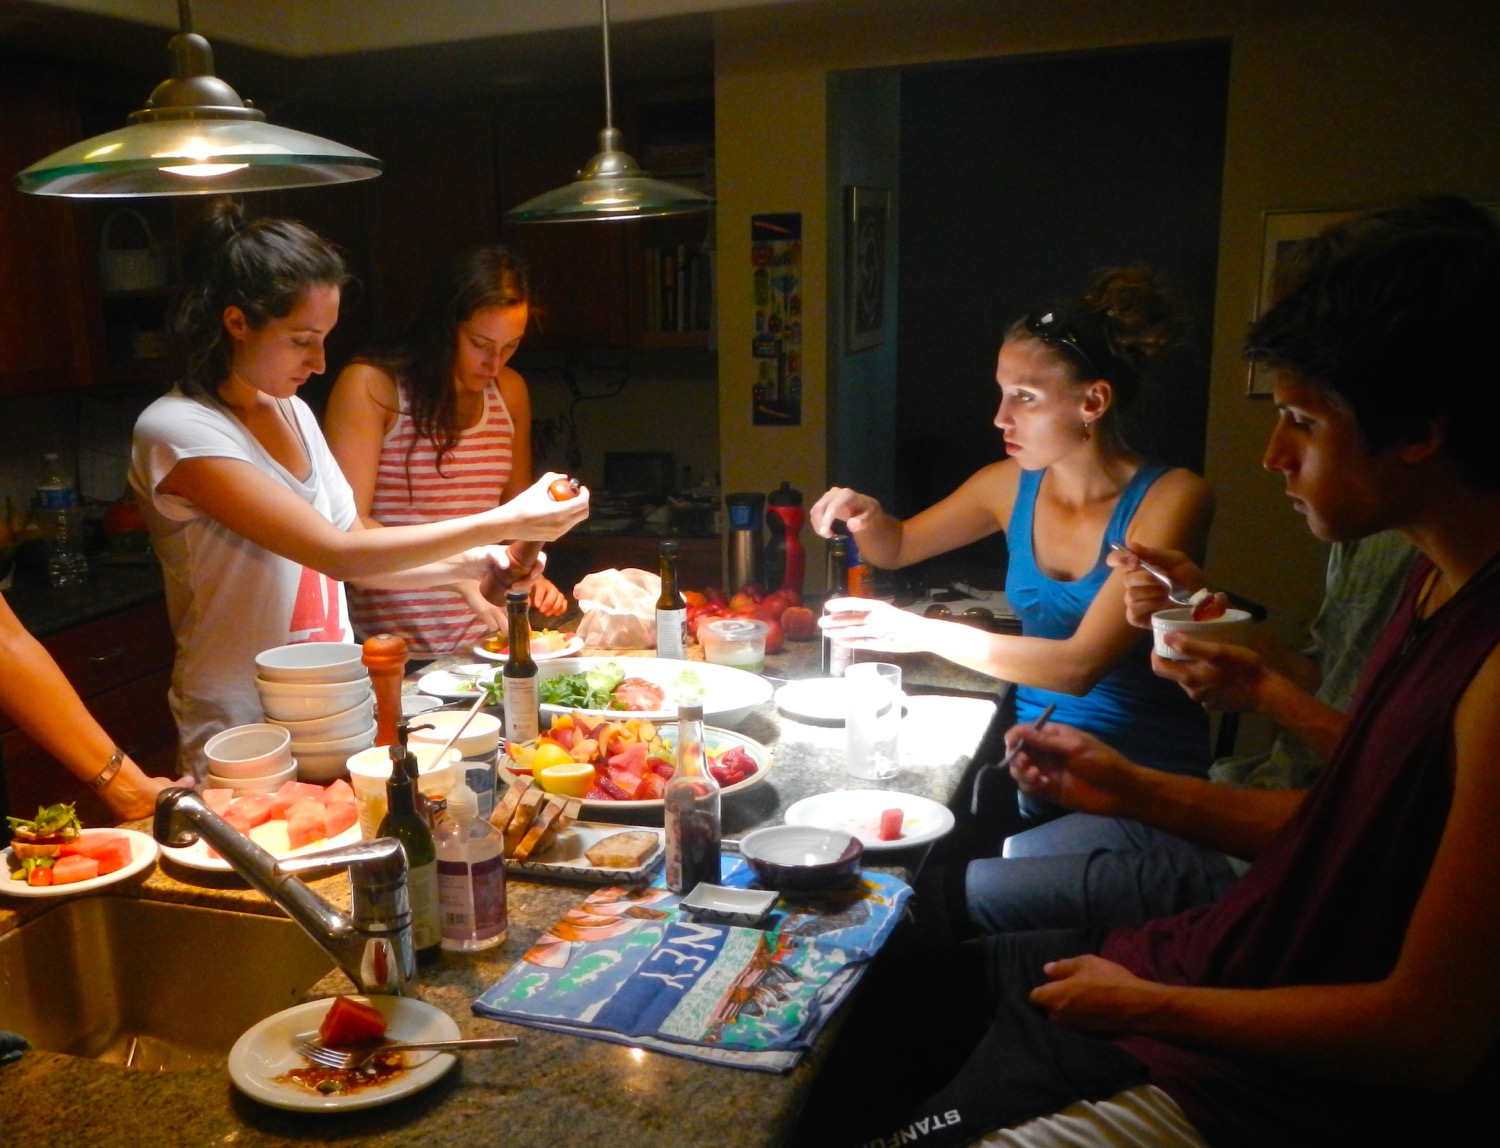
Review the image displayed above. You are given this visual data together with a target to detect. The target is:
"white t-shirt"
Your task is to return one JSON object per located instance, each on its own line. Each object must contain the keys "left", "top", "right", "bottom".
{"left": 131, "top": 389, "right": 357, "bottom": 777}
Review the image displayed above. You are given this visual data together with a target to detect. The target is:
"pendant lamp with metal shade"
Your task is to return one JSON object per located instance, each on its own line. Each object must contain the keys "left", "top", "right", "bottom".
{"left": 505, "top": 0, "right": 713, "bottom": 223}
{"left": 13, "top": 0, "right": 380, "bottom": 199}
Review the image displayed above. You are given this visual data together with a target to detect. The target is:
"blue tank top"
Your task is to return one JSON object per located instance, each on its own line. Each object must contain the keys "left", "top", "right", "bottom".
{"left": 1006, "top": 461, "right": 1210, "bottom": 776}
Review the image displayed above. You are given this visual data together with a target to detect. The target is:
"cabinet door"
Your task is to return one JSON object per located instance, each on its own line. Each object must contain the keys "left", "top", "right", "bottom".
{"left": 0, "top": 57, "right": 90, "bottom": 395}
{"left": 1, "top": 667, "right": 176, "bottom": 827}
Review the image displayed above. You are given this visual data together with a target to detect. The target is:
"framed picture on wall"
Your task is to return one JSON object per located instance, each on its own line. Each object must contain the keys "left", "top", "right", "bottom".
{"left": 845, "top": 186, "right": 891, "bottom": 353}
{"left": 1247, "top": 207, "right": 1358, "bottom": 396}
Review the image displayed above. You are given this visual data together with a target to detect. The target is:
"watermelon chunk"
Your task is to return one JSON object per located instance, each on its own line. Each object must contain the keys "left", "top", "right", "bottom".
{"left": 318, "top": 996, "right": 387, "bottom": 1046}
{"left": 202, "top": 788, "right": 235, "bottom": 814}
{"left": 285, "top": 800, "right": 328, "bottom": 850}
{"left": 606, "top": 742, "right": 650, "bottom": 777}
{"left": 60, "top": 830, "right": 127, "bottom": 858}
{"left": 51, "top": 855, "right": 100, "bottom": 885}
{"left": 323, "top": 802, "right": 358, "bottom": 838}
{"left": 90, "top": 837, "right": 135, "bottom": 875}
{"left": 320, "top": 778, "right": 355, "bottom": 805}
{"left": 270, "top": 781, "right": 326, "bottom": 818}
{"left": 226, "top": 792, "right": 275, "bottom": 829}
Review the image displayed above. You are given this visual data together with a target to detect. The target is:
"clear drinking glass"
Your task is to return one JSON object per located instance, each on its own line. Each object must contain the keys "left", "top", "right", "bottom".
{"left": 844, "top": 662, "right": 902, "bottom": 780}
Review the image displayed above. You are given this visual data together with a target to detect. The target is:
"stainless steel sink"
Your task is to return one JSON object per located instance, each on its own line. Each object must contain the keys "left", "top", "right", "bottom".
{"left": 0, "top": 897, "right": 334, "bottom": 1070}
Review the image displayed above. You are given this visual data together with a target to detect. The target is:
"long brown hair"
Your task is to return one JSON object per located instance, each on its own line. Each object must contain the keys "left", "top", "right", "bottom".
{"left": 354, "top": 245, "right": 535, "bottom": 478}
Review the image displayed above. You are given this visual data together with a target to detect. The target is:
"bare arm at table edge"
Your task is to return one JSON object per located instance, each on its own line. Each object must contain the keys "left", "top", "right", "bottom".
{"left": 1007, "top": 721, "right": 1305, "bottom": 860}
{"left": 820, "top": 467, "right": 1214, "bottom": 696}
{"left": 1031, "top": 646, "right": 1500, "bottom": 1092}
{"left": 0, "top": 593, "right": 184, "bottom": 822}
{"left": 155, "top": 455, "right": 588, "bottom": 584}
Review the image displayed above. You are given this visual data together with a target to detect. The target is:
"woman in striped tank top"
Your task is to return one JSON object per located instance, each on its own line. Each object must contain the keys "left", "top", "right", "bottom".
{"left": 328, "top": 246, "right": 568, "bottom": 658}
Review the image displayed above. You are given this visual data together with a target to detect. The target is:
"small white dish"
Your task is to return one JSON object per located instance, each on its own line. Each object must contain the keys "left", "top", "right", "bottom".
{"left": 680, "top": 883, "right": 777, "bottom": 927}
{"left": 401, "top": 694, "right": 445, "bottom": 718}
{"left": 206, "top": 760, "right": 298, "bottom": 794}
{"left": 471, "top": 633, "right": 584, "bottom": 663}
{"left": 256, "top": 676, "right": 373, "bottom": 723}
{"left": 774, "top": 677, "right": 851, "bottom": 726}
{"left": 265, "top": 696, "right": 376, "bottom": 741}
{"left": 1, "top": 829, "right": 158, "bottom": 898}
{"left": 228, "top": 994, "right": 460, "bottom": 1111}
{"left": 204, "top": 723, "right": 293, "bottom": 779}
{"left": 783, "top": 790, "right": 956, "bottom": 851}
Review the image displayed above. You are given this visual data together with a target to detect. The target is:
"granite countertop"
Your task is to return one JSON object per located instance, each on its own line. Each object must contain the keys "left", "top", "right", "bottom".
{"left": 4, "top": 559, "right": 165, "bottom": 638}
{"left": 0, "top": 643, "right": 1007, "bottom": 1148}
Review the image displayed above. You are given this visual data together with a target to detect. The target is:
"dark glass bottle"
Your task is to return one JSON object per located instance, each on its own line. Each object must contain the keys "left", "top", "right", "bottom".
{"left": 656, "top": 540, "right": 687, "bottom": 660}
{"left": 379, "top": 721, "right": 441, "bottom": 966}
{"left": 664, "top": 703, "right": 721, "bottom": 895}
{"left": 821, "top": 532, "right": 852, "bottom": 676}
{"left": 502, "top": 589, "right": 539, "bottom": 744}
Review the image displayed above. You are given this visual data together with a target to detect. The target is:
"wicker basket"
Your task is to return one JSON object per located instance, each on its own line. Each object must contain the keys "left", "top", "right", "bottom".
{"left": 99, "top": 209, "right": 169, "bottom": 292}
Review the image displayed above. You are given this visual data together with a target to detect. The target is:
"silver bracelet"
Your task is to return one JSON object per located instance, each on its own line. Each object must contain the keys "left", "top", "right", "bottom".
{"left": 90, "top": 748, "right": 126, "bottom": 790}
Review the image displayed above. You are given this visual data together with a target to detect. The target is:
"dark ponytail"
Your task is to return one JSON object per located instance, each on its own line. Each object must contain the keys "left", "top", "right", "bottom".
{"left": 1008, "top": 264, "right": 1189, "bottom": 409}
{"left": 170, "top": 199, "right": 348, "bottom": 400}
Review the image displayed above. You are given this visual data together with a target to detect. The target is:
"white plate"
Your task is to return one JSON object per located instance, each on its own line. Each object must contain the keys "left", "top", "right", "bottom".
{"left": 161, "top": 819, "right": 361, "bottom": 873}
{"left": 0, "top": 828, "right": 158, "bottom": 898}
{"left": 784, "top": 790, "right": 956, "bottom": 851}
{"left": 774, "top": 677, "right": 852, "bottom": 726}
{"left": 500, "top": 726, "right": 772, "bottom": 814}
{"left": 228, "top": 995, "right": 460, "bottom": 1112}
{"left": 471, "top": 633, "right": 584, "bottom": 663}
{"left": 415, "top": 664, "right": 497, "bottom": 701}
{"left": 537, "top": 656, "right": 773, "bottom": 727}
{"left": 505, "top": 822, "right": 665, "bottom": 883}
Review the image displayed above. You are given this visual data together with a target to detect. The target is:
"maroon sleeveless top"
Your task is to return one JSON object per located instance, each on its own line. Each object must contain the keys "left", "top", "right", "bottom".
{"left": 1102, "top": 555, "right": 1500, "bottom": 1147}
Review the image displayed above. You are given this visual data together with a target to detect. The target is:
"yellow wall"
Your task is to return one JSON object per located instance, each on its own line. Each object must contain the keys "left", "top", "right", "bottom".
{"left": 713, "top": 0, "right": 1500, "bottom": 648}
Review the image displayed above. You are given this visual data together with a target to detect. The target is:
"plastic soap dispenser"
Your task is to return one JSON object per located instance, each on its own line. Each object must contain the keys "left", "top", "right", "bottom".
{"left": 434, "top": 778, "right": 508, "bottom": 952}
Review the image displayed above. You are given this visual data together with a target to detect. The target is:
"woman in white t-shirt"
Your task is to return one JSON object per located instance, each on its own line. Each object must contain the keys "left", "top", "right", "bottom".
{"left": 130, "top": 202, "right": 589, "bottom": 775}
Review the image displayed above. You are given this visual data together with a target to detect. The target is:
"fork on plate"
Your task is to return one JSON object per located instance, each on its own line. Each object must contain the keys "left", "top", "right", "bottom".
{"left": 294, "top": 1033, "right": 519, "bottom": 1071}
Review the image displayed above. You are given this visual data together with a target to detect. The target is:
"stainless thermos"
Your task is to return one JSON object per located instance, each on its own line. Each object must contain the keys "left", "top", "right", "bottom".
{"left": 724, "top": 492, "right": 765, "bottom": 591}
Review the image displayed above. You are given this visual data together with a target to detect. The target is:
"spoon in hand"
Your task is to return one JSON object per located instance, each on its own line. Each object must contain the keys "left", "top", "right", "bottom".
{"left": 1108, "top": 542, "right": 1195, "bottom": 606}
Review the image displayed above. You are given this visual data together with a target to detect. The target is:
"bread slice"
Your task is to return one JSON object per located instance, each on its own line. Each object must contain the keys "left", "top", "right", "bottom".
{"left": 489, "top": 775, "right": 533, "bottom": 835}
{"left": 583, "top": 830, "right": 660, "bottom": 869}
{"left": 501, "top": 788, "right": 546, "bottom": 857}
{"left": 512, "top": 795, "right": 564, "bottom": 862}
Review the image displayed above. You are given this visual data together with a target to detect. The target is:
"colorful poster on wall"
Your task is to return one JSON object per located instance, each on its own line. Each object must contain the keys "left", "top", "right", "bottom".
{"left": 750, "top": 213, "right": 802, "bottom": 426}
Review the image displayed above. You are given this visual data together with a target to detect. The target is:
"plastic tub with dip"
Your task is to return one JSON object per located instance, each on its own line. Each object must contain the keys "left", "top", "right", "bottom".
{"left": 410, "top": 711, "right": 502, "bottom": 820}
{"left": 699, "top": 617, "right": 770, "bottom": 673}
{"left": 346, "top": 742, "right": 460, "bottom": 839}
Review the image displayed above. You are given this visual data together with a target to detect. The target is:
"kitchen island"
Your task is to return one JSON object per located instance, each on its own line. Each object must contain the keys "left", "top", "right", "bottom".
{"left": 0, "top": 643, "right": 1007, "bottom": 1147}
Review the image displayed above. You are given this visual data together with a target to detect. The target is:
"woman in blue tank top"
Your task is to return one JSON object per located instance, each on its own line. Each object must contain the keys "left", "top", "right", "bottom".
{"left": 811, "top": 265, "right": 1214, "bottom": 778}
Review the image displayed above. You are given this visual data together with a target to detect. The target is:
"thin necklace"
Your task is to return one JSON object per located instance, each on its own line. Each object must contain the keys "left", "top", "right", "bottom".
{"left": 1402, "top": 545, "right": 1500, "bottom": 656}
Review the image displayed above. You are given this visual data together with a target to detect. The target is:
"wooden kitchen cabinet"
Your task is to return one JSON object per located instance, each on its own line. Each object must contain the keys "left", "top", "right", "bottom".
{"left": 0, "top": 597, "right": 177, "bottom": 826}
{"left": 0, "top": 55, "right": 91, "bottom": 397}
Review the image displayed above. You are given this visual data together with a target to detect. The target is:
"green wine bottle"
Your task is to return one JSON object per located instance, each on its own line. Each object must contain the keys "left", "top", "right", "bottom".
{"left": 379, "top": 721, "right": 441, "bottom": 966}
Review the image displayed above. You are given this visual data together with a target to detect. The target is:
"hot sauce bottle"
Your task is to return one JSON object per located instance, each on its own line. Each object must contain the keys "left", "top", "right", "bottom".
{"left": 664, "top": 703, "right": 720, "bottom": 895}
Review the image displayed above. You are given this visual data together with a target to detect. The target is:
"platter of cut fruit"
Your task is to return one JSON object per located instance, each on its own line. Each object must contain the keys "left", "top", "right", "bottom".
{"left": 3, "top": 803, "right": 158, "bottom": 897}
{"left": 160, "top": 779, "right": 361, "bottom": 872}
{"left": 500, "top": 714, "right": 771, "bottom": 813}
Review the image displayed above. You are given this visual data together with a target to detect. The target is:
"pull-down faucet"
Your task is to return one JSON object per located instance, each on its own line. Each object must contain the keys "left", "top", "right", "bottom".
{"left": 153, "top": 788, "right": 416, "bottom": 995}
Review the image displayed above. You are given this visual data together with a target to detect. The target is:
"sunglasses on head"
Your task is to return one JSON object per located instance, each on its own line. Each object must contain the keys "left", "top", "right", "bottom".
{"left": 1023, "top": 309, "right": 1104, "bottom": 379}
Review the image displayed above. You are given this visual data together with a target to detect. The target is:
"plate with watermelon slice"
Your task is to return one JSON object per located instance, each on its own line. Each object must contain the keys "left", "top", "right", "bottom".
{"left": 1, "top": 828, "right": 158, "bottom": 897}
{"left": 161, "top": 779, "right": 362, "bottom": 872}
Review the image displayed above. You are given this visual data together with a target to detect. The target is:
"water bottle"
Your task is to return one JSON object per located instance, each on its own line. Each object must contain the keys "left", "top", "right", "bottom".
{"left": 36, "top": 453, "right": 87, "bottom": 589}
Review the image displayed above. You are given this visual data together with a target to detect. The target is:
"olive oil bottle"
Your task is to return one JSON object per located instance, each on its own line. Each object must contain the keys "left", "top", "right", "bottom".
{"left": 379, "top": 721, "right": 441, "bottom": 966}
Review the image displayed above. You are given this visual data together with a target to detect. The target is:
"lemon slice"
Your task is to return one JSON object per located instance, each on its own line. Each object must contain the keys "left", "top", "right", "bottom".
{"left": 536, "top": 761, "right": 597, "bottom": 798}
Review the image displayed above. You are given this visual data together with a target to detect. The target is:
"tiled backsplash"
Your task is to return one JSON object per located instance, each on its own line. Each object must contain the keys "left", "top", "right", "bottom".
{"left": 0, "top": 387, "right": 156, "bottom": 516}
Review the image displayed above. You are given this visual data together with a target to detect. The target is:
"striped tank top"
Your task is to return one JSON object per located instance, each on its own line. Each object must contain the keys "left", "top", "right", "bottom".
{"left": 348, "top": 380, "right": 516, "bottom": 657}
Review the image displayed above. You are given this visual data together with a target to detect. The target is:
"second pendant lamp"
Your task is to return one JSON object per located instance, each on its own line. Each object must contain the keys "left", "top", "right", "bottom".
{"left": 505, "top": 0, "right": 713, "bottom": 223}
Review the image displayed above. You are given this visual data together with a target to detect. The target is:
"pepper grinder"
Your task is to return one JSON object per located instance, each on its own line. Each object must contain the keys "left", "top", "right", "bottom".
{"left": 362, "top": 633, "right": 408, "bottom": 748}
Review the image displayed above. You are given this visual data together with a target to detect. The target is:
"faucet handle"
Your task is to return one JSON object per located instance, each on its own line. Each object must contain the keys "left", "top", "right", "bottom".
{"left": 276, "top": 837, "right": 407, "bottom": 883}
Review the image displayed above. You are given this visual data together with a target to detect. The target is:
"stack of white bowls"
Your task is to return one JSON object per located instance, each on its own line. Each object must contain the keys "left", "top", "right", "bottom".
{"left": 255, "top": 642, "right": 375, "bottom": 782}
{"left": 204, "top": 724, "right": 296, "bottom": 793}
